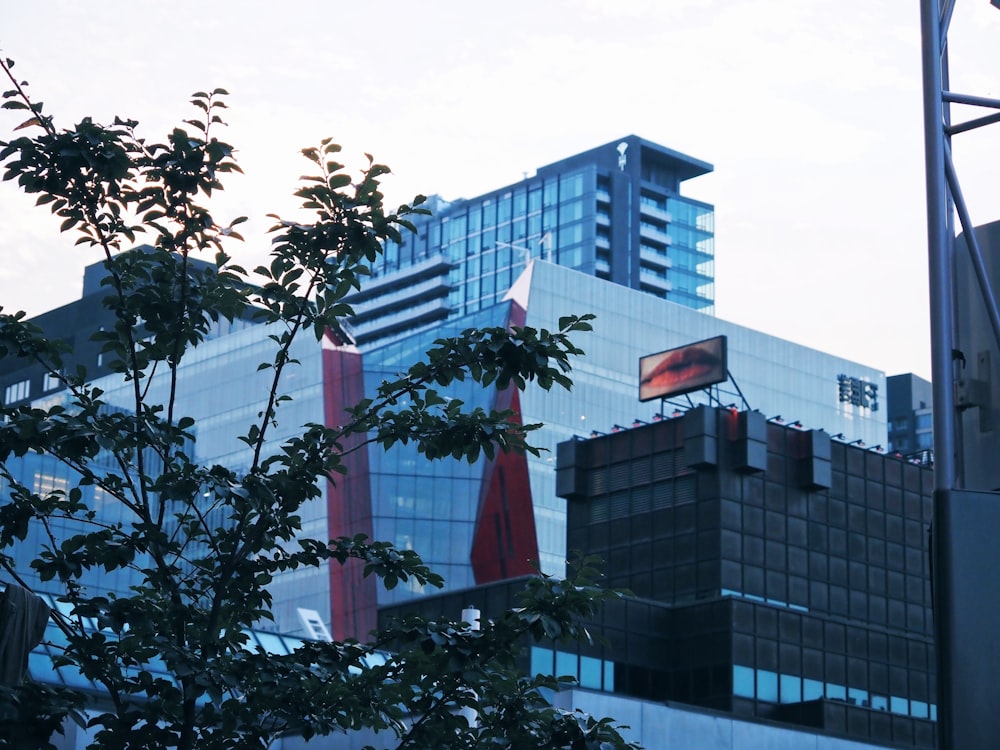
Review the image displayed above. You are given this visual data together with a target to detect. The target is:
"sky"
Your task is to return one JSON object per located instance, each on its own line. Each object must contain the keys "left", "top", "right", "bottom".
{"left": 3, "top": 1, "right": 1000, "bottom": 381}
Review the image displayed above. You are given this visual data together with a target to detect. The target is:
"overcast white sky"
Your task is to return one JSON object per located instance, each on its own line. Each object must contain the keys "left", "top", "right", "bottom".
{"left": 4, "top": 1, "right": 1000, "bottom": 381}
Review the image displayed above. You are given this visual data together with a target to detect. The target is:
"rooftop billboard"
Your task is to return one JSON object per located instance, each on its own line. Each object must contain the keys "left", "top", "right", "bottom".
{"left": 639, "top": 335, "right": 728, "bottom": 402}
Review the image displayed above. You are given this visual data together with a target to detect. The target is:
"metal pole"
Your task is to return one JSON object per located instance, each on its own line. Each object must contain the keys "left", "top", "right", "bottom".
{"left": 921, "top": 3, "right": 957, "bottom": 749}
{"left": 920, "top": 0, "right": 957, "bottom": 492}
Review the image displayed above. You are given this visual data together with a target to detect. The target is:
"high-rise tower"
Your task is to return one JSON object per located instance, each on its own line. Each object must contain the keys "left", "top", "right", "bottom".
{"left": 347, "top": 136, "right": 715, "bottom": 346}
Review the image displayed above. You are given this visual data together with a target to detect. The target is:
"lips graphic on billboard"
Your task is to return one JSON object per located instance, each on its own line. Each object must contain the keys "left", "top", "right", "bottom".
{"left": 638, "top": 335, "right": 728, "bottom": 402}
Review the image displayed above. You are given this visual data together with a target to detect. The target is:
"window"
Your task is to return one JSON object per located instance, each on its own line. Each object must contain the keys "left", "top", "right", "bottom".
{"left": 43, "top": 372, "right": 62, "bottom": 392}
{"left": 780, "top": 673, "right": 802, "bottom": 703}
{"left": 640, "top": 193, "right": 667, "bottom": 212}
{"left": 756, "top": 670, "right": 778, "bottom": 702}
{"left": 803, "top": 678, "right": 824, "bottom": 700}
{"left": 559, "top": 171, "right": 584, "bottom": 199}
{"left": 4, "top": 378, "right": 29, "bottom": 404}
{"left": 733, "top": 665, "right": 754, "bottom": 698}
{"left": 579, "top": 656, "right": 602, "bottom": 689}
{"left": 498, "top": 194, "right": 512, "bottom": 224}
{"left": 555, "top": 650, "right": 577, "bottom": 678}
{"left": 34, "top": 472, "right": 69, "bottom": 495}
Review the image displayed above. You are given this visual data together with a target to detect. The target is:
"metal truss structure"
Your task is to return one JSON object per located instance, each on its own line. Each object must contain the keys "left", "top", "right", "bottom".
{"left": 920, "top": 3, "right": 1000, "bottom": 748}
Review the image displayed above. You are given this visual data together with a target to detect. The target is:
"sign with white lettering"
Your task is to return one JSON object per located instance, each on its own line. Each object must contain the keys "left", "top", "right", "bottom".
{"left": 837, "top": 374, "right": 878, "bottom": 411}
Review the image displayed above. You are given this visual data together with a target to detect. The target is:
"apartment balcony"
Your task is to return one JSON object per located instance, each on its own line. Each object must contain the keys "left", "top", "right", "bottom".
{"left": 350, "top": 275, "right": 452, "bottom": 323}
{"left": 639, "top": 203, "right": 673, "bottom": 224}
{"left": 639, "top": 223, "right": 672, "bottom": 246}
{"left": 639, "top": 246, "right": 671, "bottom": 270}
{"left": 639, "top": 268, "right": 671, "bottom": 293}
{"left": 347, "top": 254, "right": 453, "bottom": 303}
{"left": 352, "top": 297, "right": 452, "bottom": 345}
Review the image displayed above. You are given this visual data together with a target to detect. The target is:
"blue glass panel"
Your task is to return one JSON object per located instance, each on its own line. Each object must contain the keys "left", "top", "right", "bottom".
{"left": 555, "top": 650, "right": 577, "bottom": 679}
{"left": 44, "top": 622, "right": 68, "bottom": 649}
{"left": 826, "top": 682, "right": 846, "bottom": 701}
{"left": 803, "top": 678, "right": 824, "bottom": 701}
{"left": 29, "top": 650, "right": 59, "bottom": 683}
{"left": 871, "top": 694, "right": 888, "bottom": 711}
{"left": 58, "top": 664, "right": 95, "bottom": 689}
{"left": 543, "top": 180, "right": 558, "bottom": 206}
{"left": 848, "top": 687, "right": 869, "bottom": 707}
{"left": 911, "top": 700, "right": 929, "bottom": 719}
{"left": 513, "top": 190, "right": 526, "bottom": 217}
{"left": 559, "top": 171, "right": 583, "bottom": 199}
{"left": 757, "top": 670, "right": 778, "bottom": 702}
{"left": 603, "top": 660, "right": 615, "bottom": 691}
{"left": 579, "top": 655, "right": 601, "bottom": 689}
{"left": 779, "top": 673, "right": 801, "bottom": 703}
{"left": 498, "top": 196, "right": 511, "bottom": 223}
{"left": 733, "top": 665, "right": 755, "bottom": 698}
{"left": 530, "top": 646, "right": 553, "bottom": 676}
{"left": 251, "top": 630, "right": 288, "bottom": 654}
{"left": 543, "top": 207, "right": 557, "bottom": 230}
{"left": 890, "top": 695, "right": 909, "bottom": 715}
{"left": 528, "top": 213, "right": 541, "bottom": 238}
{"left": 528, "top": 187, "right": 541, "bottom": 213}
{"left": 560, "top": 200, "right": 583, "bottom": 222}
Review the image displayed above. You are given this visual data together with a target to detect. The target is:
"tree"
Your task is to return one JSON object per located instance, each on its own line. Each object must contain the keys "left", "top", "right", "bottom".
{"left": 0, "top": 57, "right": 639, "bottom": 750}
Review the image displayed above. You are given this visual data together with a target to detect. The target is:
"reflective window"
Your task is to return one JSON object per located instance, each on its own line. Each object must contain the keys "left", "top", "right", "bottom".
{"left": 803, "top": 678, "right": 824, "bottom": 701}
{"left": 555, "top": 650, "right": 577, "bottom": 678}
{"left": 560, "top": 200, "right": 583, "bottom": 223}
{"left": 756, "top": 670, "right": 778, "bottom": 702}
{"left": 531, "top": 646, "right": 553, "bottom": 675}
{"left": 528, "top": 188, "right": 542, "bottom": 213}
{"left": 543, "top": 180, "right": 558, "bottom": 206}
{"left": 560, "top": 171, "right": 584, "bottom": 199}
{"left": 580, "top": 655, "right": 602, "bottom": 689}
{"left": 826, "top": 683, "right": 846, "bottom": 701}
{"left": 848, "top": 687, "right": 869, "bottom": 707}
{"left": 4, "top": 378, "right": 30, "bottom": 404}
{"left": 498, "top": 194, "right": 512, "bottom": 224}
{"left": 733, "top": 665, "right": 755, "bottom": 698}
{"left": 779, "top": 673, "right": 801, "bottom": 703}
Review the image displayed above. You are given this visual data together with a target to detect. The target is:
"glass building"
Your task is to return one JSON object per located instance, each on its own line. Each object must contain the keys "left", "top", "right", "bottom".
{"left": 0, "top": 258, "right": 371, "bottom": 640}
{"left": 886, "top": 373, "right": 933, "bottom": 459}
{"left": 2, "top": 254, "right": 886, "bottom": 645}
{"left": 0, "top": 257, "right": 887, "bottom": 640}
{"left": 383, "top": 406, "right": 935, "bottom": 749}
{"left": 347, "top": 136, "right": 716, "bottom": 346}
{"left": 362, "top": 261, "right": 887, "bottom": 616}
{"left": 554, "top": 408, "right": 936, "bottom": 748}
